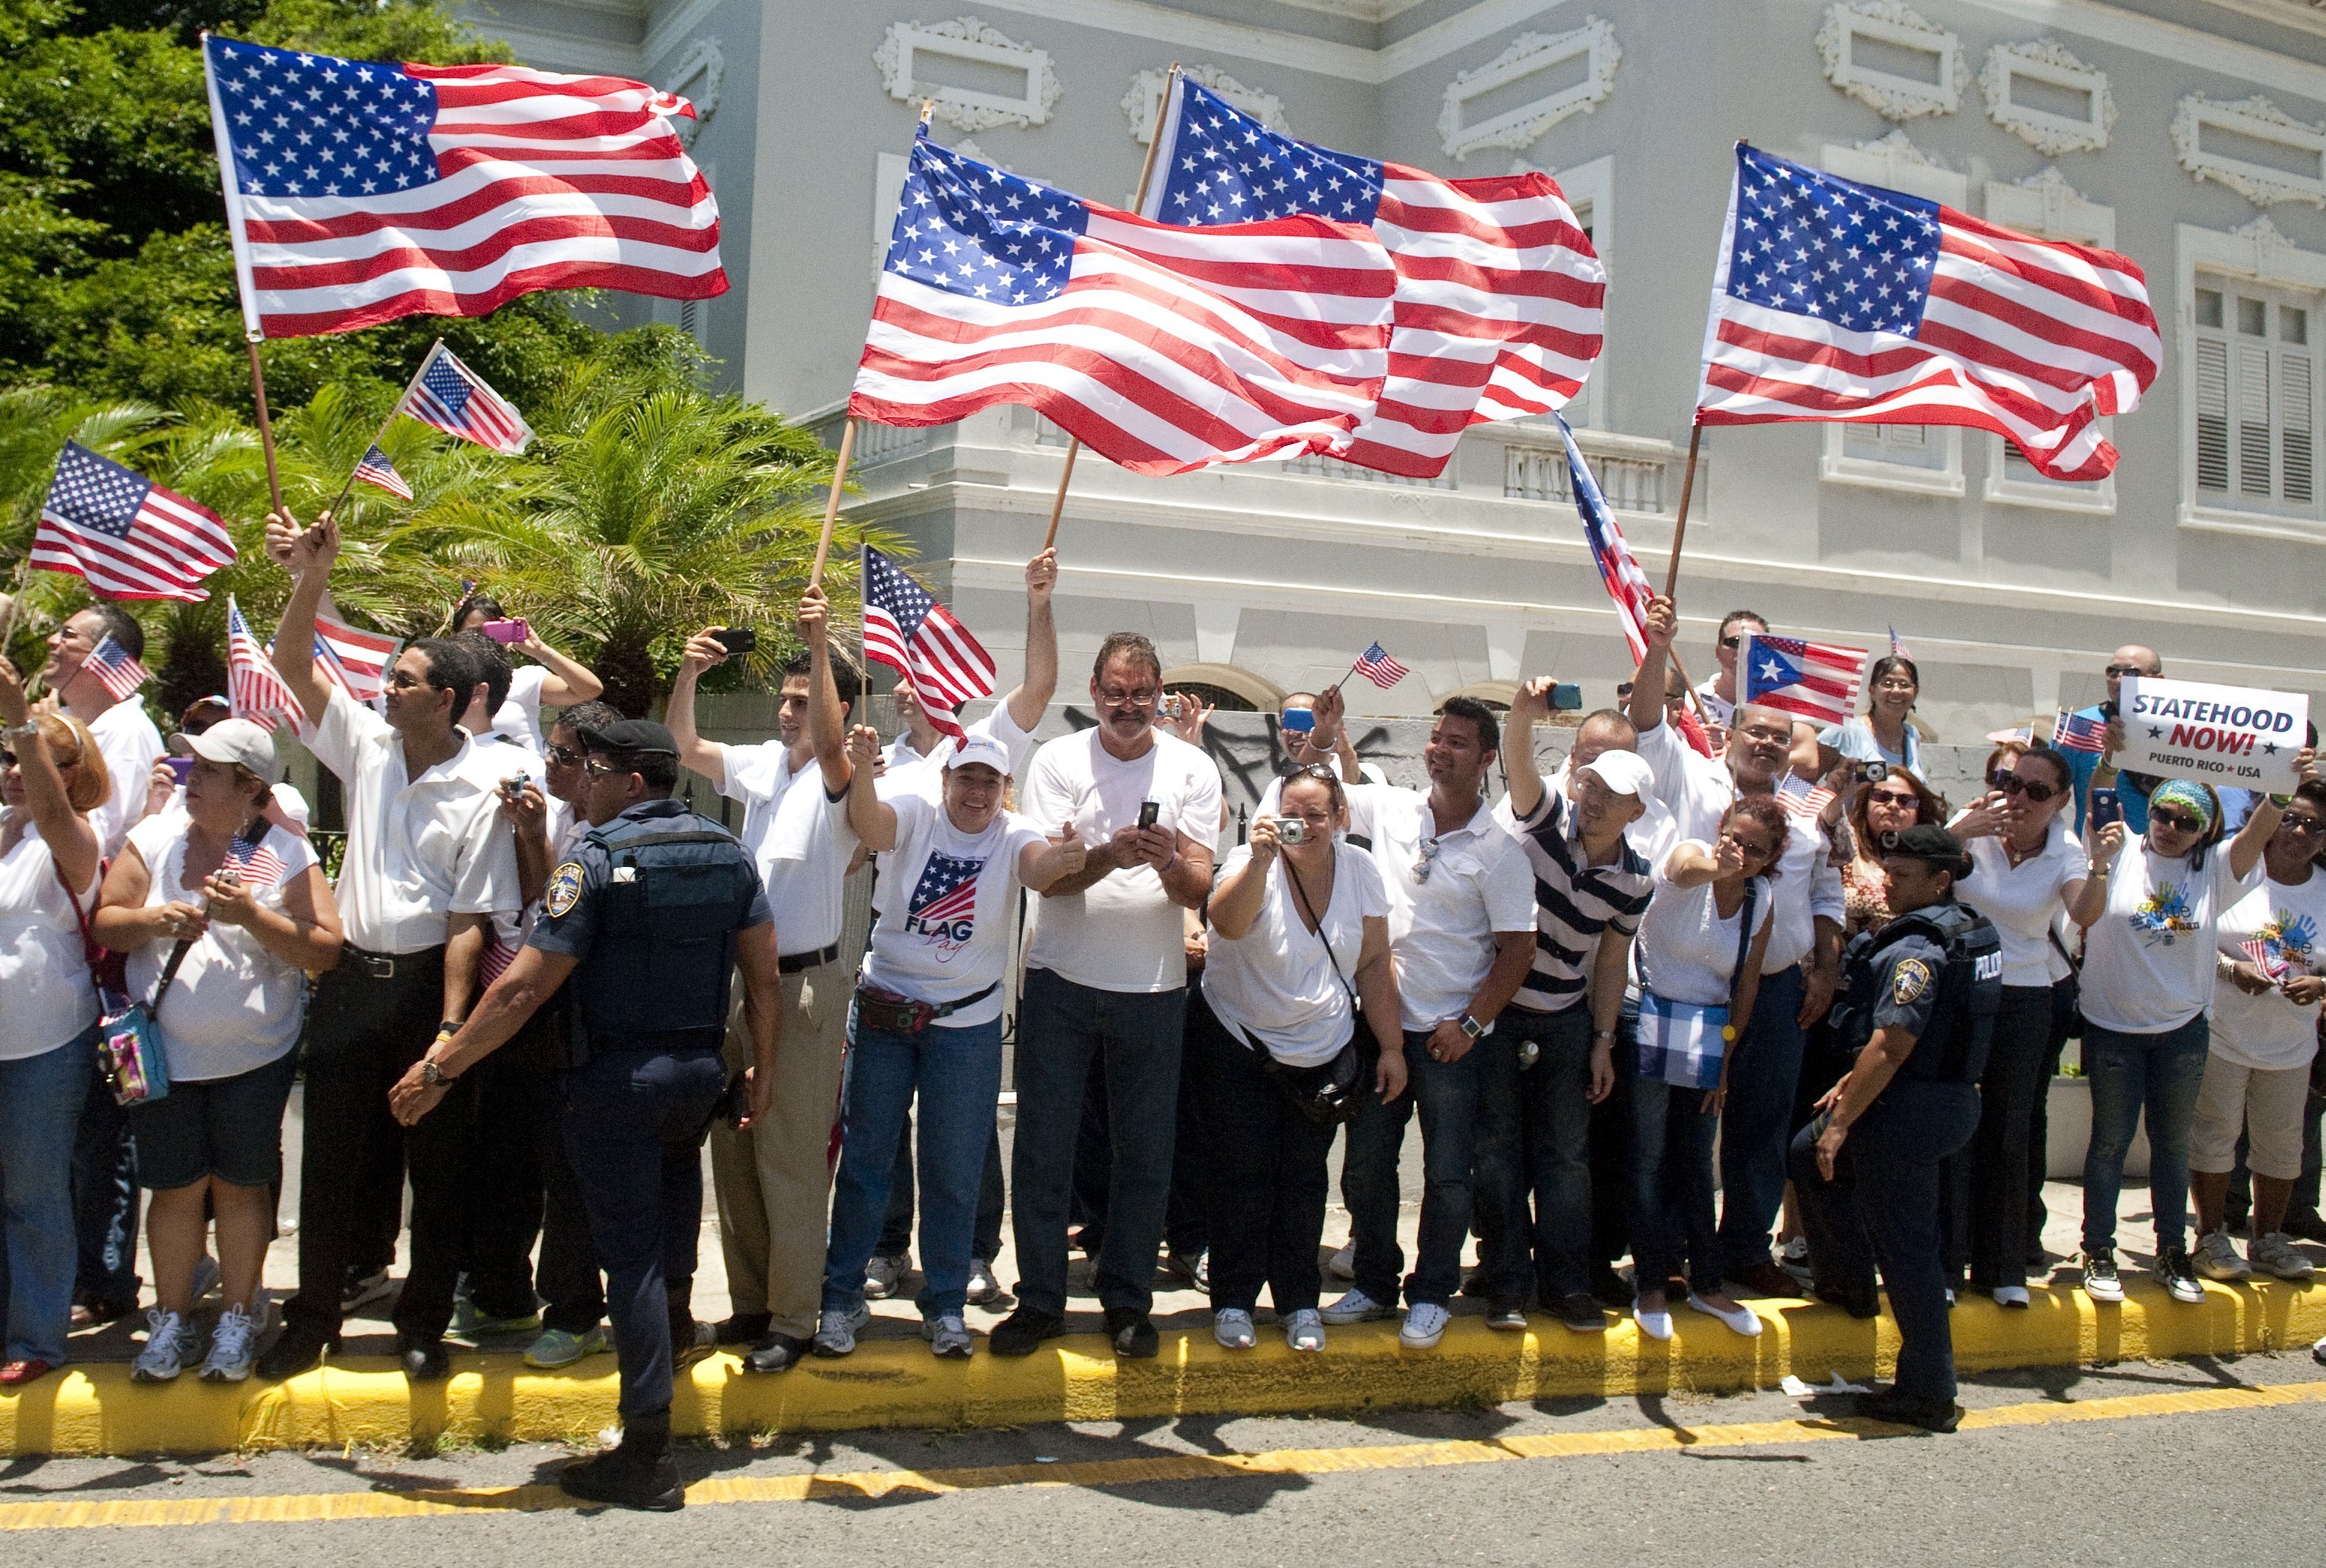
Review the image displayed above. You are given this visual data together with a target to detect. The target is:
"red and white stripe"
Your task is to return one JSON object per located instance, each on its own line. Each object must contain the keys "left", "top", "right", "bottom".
{"left": 227, "top": 596, "right": 296, "bottom": 724}
{"left": 35, "top": 460, "right": 237, "bottom": 604}
{"left": 1697, "top": 171, "right": 2159, "bottom": 483}
{"left": 207, "top": 50, "right": 725, "bottom": 339}
{"left": 852, "top": 210, "right": 1395, "bottom": 476}
{"left": 1739, "top": 633, "right": 1870, "bottom": 727}
{"left": 315, "top": 613, "right": 402, "bottom": 703}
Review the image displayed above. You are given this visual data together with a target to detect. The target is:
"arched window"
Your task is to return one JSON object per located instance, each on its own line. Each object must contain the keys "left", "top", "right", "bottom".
{"left": 1436, "top": 680, "right": 1517, "bottom": 714}
{"left": 1160, "top": 664, "right": 1276, "bottom": 712}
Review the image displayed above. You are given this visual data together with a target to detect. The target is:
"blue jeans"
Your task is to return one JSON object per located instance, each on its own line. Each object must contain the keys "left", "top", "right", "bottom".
{"left": 1345, "top": 1030, "right": 1484, "bottom": 1308}
{"left": 826, "top": 1018, "right": 1005, "bottom": 1317}
{"left": 1011, "top": 968, "right": 1186, "bottom": 1318}
{"left": 0, "top": 1028, "right": 98, "bottom": 1365}
{"left": 2081, "top": 1015, "right": 2211, "bottom": 1256}
{"left": 1475, "top": 1006, "right": 1594, "bottom": 1302}
{"left": 1631, "top": 1031, "right": 1724, "bottom": 1299}
{"left": 1719, "top": 962, "right": 1808, "bottom": 1277}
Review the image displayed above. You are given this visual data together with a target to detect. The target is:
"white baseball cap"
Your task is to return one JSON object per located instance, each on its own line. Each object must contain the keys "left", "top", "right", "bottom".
{"left": 169, "top": 717, "right": 281, "bottom": 785}
{"left": 1578, "top": 750, "right": 1654, "bottom": 801}
{"left": 945, "top": 733, "right": 1013, "bottom": 776}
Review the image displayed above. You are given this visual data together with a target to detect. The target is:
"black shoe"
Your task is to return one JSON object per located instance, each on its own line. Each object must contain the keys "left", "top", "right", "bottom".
{"left": 1587, "top": 1264, "right": 1632, "bottom": 1311}
{"left": 1460, "top": 1266, "right": 1491, "bottom": 1299}
{"left": 1728, "top": 1260, "right": 1804, "bottom": 1299}
{"left": 2283, "top": 1211, "right": 2326, "bottom": 1245}
{"left": 1104, "top": 1308, "right": 1159, "bottom": 1359}
{"left": 669, "top": 1316, "right": 715, "bottom": 1371}
{"left": 1555, "top": 1291, "right": 1607, "bottom": 1333}
{"left": 1857, "top": 1387, "right": 1961, "bottom": 1433}
{"left": 561, "top": 1413, "right": 684, "bottom": 1512}
{"left": 255, "top": 1323, "right": 338, "bottom": 1380}
{"left": 1812, "top": 1282, "right": 1882, "bottom": 1320}
{"left": 397, "top": 1335, "right": 450, "bottom": 1382}
{"left": 743, "top": 1332, "right": 809, "bottom": 1374}
{"left": 714, "top": 1312, "right": 771, "bottom": 1347}
{"left": 988, "top": 1308, "right": 1067, "bottom": 1357}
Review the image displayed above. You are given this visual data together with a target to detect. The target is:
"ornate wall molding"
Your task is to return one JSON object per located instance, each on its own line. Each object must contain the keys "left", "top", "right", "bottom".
{"left": 1821, "top": 130, "right": 1966, "bottom": 206}
{"left": 1122, "top": 65, "right": 1288, "bottom": 143}
{"left": 660, "top": 37, "right": 723, "bottom": 148}
{"left": 1981, "top": 39, "right": 2114, "bottom": 155}
{"left": 874, "top": 16, "right": 1061, "bottom": 134}
{"left": 1815, "top": 2, "right": 1966, "bottom": 121}
{"left": 1984, "top": 165, "right": 2117, "bottom": 248}
{"left": 1436, "top": 17, "right": 1620, "bottom": 160}
{"left": 2174, "top": 93, "right": 2326, "bottom": 207}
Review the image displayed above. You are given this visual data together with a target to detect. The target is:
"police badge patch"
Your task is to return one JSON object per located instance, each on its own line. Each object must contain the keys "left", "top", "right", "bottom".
{"left": 546, "top": 861, "right": 586, "bottom": 918}
{"left": 1892, "top": 959, "right": 1932, "bottom": 1005}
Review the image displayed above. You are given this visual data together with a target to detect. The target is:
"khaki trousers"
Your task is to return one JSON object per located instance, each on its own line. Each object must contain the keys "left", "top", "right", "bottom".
{"left": 710, "top": 957, "right": 851, "bottom": 1339}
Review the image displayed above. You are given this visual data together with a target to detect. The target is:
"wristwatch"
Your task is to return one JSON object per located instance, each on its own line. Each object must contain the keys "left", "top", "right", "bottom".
{"left": 1457, "top": 1015, "right": 1486, "bottom": 1041}
{"left": 420, "top": 1057, "right": 459, "bottom": 1087}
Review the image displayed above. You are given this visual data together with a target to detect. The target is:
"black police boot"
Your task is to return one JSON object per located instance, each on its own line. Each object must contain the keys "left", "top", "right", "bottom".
{"left": 255, "top": 1323, "right": 339, "bottom": 1381}
{"left": 667, "top": 1286, "right": 713, "bottom": 1372}
{"left": 561, "top": 1410, "right": 685, "bottom": 1511}
{"left": 1857, "top": 1386, "right": 1962, "bottom": 1434}
{"left": 396, "top": 1334, "right": 450, "bottom": 1382}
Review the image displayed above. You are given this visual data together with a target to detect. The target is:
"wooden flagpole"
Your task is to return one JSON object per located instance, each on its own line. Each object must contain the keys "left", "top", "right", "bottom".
{"left": 323, "top": 339, "right": 441, "bottom": 520}
{"left": 1660, "top": 423, "right": 1703, "bottom": 601}
{"left": 246, "top": 335, "right": 285, "bottom": 519}
{"left": 1041, "top": 63, "right": 1177, "bottom": 551}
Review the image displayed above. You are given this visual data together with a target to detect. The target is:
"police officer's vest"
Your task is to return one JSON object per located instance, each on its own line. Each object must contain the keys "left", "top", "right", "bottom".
{"left": 568, "top": 811, "right": 758, "bottom": 1047}
{"left": 1842, "top": 901, "right": 2004, "bottom": 1085}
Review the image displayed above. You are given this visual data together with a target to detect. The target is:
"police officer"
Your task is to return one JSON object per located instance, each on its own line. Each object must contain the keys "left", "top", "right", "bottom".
{"left": 1789, "top": 823, "right": 2002, "bottom": 1434}
{"left": 390, "top": 718, "right": 781, "bottom": 1511}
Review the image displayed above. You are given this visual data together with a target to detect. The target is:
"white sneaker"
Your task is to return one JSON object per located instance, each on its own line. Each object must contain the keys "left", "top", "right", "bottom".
{"left": 1687, "top": 1294, "right": 1764, "bottom": 1338}
{"left": 1319, "top": 1287, "right": 1396, "bottom": 1324}
{"left": 1398, "top": 1302, "right": 1451, "bottom": 1349}
{"left": 2080, "top": 1248, "right": 2125, "bottom": 1304}
{"left": 132, "top": 1308, "right": 194, "bottom": 1383}
{"left": 920, "top": 1313, "right": 974, "bottom": 1359}
{"left": 1990, "top": 1285, "right": 2030, "bottom": 1308}
{"left": 1213, "top": 1308, "right": 1257, "bottom": 1350}
{"left": 864, "top": 1253, "right": 909, "bottom": 1299}
{"left": 812, "top": 1302, "right": 870, "bottom": 1357}
{"left": 1283, "top": 1308, "right": 1326, "bottom": 1353}
{"left": 2248, "top": 1232, "right": 2315, "bottom": 1281}
{"left": 2195, "top": 1227, "right": 2253, "bottom": 1281}
{"left": 200, "top": 1306, "right": 258, "bottom": 1383}
{"left": 1327, "top": 1241, "right": 1356, "bottom": 1281}
{"left": 965, "top": 1257, "right": 1003, "bottom": 1306}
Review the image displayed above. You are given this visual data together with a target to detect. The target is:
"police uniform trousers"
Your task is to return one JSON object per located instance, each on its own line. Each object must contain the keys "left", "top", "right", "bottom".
{"left": 1789, "top": 1080, "right": 1981, "bottom": 1404}
{"left": 708, "top": 956, "right": 850, "bottom": 1341}
{"left": 562, "top": 1034, "right": 725, "bottom": 1417}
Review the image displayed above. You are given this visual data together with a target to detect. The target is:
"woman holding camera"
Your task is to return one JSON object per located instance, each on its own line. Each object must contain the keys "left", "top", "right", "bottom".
{"left": 818, "top": 727, "right": 1086, "bottom": 1360}
{"left": 0, "top": 658, "right": 109, "bottom": 1388}
{"left": 1820, "top": 656, "right": 1924, "bottom": 778}
{"left": 92, "top": 720, "right": 342, "bottom": 1383}
{"left": 451, "top": 591, "right": 604, "bottom": 752}
{"left": 2069, "top": 766, "right": 2306, "bottom": 1303}
{"left": 1198, "top": 765, "right": 1403, "bottom": 1352}
{"left": 1835, "top": 768, "right": 1951, "bottom": 940}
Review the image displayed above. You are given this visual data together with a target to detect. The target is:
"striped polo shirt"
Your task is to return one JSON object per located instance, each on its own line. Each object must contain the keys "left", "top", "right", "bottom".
{"left": 1496, "top": 783, "right": 1654, "bottom": 1014}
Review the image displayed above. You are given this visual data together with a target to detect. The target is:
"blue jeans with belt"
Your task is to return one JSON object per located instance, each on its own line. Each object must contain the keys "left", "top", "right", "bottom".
{"left": 2081, "top": 1014, "right": 2211, "bottom": 1257}
{"left": 0, "top": 1028, "right": 96, "bottom": 1365}
{"left": 1719, "top": 962, "right": 1809, "bottom": 1278}
{"left": 1345, "top": 1030, "right": 1487, "bottom": 1308}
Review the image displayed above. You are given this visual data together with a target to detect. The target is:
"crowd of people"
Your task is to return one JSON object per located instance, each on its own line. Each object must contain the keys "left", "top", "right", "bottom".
{"left": 1, "top": 519, "right": 2321, "bottom": 1503}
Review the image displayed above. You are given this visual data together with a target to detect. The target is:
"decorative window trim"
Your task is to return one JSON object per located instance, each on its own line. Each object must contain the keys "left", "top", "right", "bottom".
{"left": 1436, "top": 17, "right": 1620, "bottom": 160}
{"left": 1815, "top": 2, "right": 1967, "bottom": 122}
{"left": 874, "top": 16, "right": 1061, "bottom": 134}
{"left": 1984, "top": 431, "right": 2116, "bottom": 514}
{"left": 1981, "top": 39, "right": 2113, "bottom": 156}
{"left": 1983, "top": 167, "right": 2116, "bottom": 249}
{"left": 660, "top": 37, "right": 723, "bottom": 148}
{"left": 1820, "top": 131, "right": 1966, "bottom": 208}
{"left": 1821, "top": 424, "right": 1965, "bottom": 498}
{"left": 2174, "top": 218, "right": 2326, "bottom": 544}
{"left": 1122, "top": 65, "right": 1287, "bottom": 143}
{"left": 2173, "top": 94, "right": 2326, "bottom": 209}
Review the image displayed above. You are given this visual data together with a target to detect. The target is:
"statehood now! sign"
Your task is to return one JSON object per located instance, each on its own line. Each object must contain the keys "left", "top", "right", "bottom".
{"left": 2118, "top": 676, "right": 2312, "bottom": 793}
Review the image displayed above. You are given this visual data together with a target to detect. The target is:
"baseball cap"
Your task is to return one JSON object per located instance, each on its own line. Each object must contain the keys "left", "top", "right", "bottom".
{"left": 1879, "top": 824, "right": 1966, "bottom": 862}
{"left": 1578, "top": 750, "right": 1654, "bottom": 800}
{"left": 169, "top": 717, "right": 280, "bottom": 784}
{"left": 945, "top": 733, "right": 1013, "bottom": 776}
{"left": 578, "top": 718, "right": 679, "bottom": 757}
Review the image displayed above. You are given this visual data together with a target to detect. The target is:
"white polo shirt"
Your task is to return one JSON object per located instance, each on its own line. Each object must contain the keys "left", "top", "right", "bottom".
{"left": 718, "top": 739, "right": 854, "bottom": 958}
{"left": 1342, "top": 783, "right": 1535, "bottom": 1034}
{"left": 299, "top": 685, "right": 522, "bottom": 955}
{"left": 86, "top": 698, "right": 164, "bottom": 857}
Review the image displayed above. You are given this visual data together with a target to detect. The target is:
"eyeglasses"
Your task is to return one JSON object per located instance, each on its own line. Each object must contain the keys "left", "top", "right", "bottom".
{"left": 1722, "top": 830, "right": 1774, "bottom": 862}
{"left": 2279, "top": 815, "right": 2326, "bottom": 837}
{"left": 1987, "top": 772, "right": 2061, "bottom": 803}
{"left": 581, "top": 759, "right": 628, "bottom": 780}
{"left": 1098, "top": 687, "right": 1158, "bottom": 709}
{"left": 1873, "top": 679, "right": 1918, "bottom": 694}
{"left": 2150, "top": 808, "right": 2202, "bottom": 834}
{"left": 2104, "top": 664, "right": 2150, "bottom": 678}
{"left": 1412, "top": 837, "right": 1442, "bottom": 883}
{"left": 1867, "top": 788, "right": 1921, "bottom": 808}
{"left": 545, "top": 742, "right": 583, "bottom": 767}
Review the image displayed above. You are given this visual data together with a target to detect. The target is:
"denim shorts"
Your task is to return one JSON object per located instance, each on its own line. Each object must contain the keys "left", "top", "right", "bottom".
{"left": 127, "top": 1049, "right": 299, "bottom": 1190}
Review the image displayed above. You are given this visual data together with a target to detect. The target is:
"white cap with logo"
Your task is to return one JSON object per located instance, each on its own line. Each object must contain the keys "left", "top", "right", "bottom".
{"left": 1578, "top": 750, "right": 1654, "bottom": 801}
{"left": 945, "top": 733, "right": 1014, "bottom": 776}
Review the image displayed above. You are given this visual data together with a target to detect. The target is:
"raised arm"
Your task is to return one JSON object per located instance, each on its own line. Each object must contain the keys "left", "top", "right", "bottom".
{"left": 2228, "top": 751, "right": 2315, "bottom": 881}
{"left": 2068, "top": 823, "right": 2121, "bottom": 927}
{"left": 518, "top": 629, "right": 603, "bottom": 708}
{"left": 1003, "top": 547, "right": 1058, "bottom": 733}
{"left": 842, "top": 724, "right": 898, "bottom": 851}
{"left": 1664, "top": 837, "right": 1731, "bottom": 889}
{"left": 0, "top": 664, "right": 99, "bottom": 894}
{"left": 800, "top": 583, "right": 851, "bottom": 795}
{"left": 1628, "top": 594, "right": 1678, "bottom": 736}
{"left": 266, "top": 509, "right": 337, "bottom": 728}
{"left": 667, "top": 628, "right": 730, "bottom": 790}
{"left": 1207, "top": 828, "right": 1276, "bottom": 941}
{"left": 1505, "top": 678, "right": 1553, "bottom": 823}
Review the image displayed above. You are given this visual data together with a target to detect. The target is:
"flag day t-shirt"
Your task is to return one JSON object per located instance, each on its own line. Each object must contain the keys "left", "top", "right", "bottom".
{"left": 860, "top": 793, "right": 1046, "bottom": 1028}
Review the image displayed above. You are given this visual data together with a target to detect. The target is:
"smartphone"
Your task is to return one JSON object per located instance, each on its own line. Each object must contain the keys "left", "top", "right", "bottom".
{"left": 164, "top": 756, "right": 194, "bottom": 786}
{"left": 2088, "top": 787, "right": 2121, "bottom": 831}
{"left": 1137, "top": 799, "right": 1161, "bottom": 830}
{"left": 1548, "top": 682, "right": 1583, "bottom": 712}
{"left": 1280, "top": 706, "right": 1316, "bottom": 734}
{"left": 480, "top": 618, "right": 529, "bottom": 645}
{"left": 712, "top": 627, "right": 757, "bottom": 655}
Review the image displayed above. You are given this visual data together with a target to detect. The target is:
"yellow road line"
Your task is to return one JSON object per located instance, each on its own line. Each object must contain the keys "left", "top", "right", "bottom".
{"left": 5, "top": 1377, "right": 2321, "bottom": 1532}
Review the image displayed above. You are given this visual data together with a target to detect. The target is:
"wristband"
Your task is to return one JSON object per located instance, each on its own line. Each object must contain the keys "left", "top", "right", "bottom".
{"left": 438, "top": 1021, "right": 463, "bottom": 1039}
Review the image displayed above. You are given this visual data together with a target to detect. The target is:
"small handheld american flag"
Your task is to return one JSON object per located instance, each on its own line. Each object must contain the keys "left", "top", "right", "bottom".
{"left": 35, "top": 442, "right": 237, "bottom": 603}
{"left": 397, "top": 344, "right": 532, "bottom": 455}
{"left": 227, "top": 596, "right": 295, "bottom": 724}
{"left": 1352, "top": 643, "right": 1410, "bottom": 691}
{"left": 1738, "top": 633, "right": 1868, "bottom": 727}
{"left": 861, "top": 546, "right": 996, "bottom": 740}
{"left": 2053, "top": 709, "right": 2108, "bottom": 754}
{"left": 2243, "top": 935, "right": 2292, "bottom": 984}
{"left": 1776, "top": 774, "right": 1836, "bottom": 823}
{"left": 224, "top": 823, "right": 289, "bottom": 889}
{"left": 82, "top": 636, "right": 152, "bottom": 702}
{"left": 354, "top": 445, "right": 414, "bottom": 500}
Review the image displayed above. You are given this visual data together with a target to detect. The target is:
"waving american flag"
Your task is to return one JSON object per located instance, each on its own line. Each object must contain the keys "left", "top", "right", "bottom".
{"left": 35, "top": 442, "right": 237, "bottom": 603}
{"left": 82, "top": 636, "right": 152, "bottom": 701}
{"left": 1557, "top": 414, "right": 1656, "bottom": 664}
{"left": 353, "top": 444, "right": 413, "bottom": 500}
{"left": 861, "top": 546, "right": 995, "bottom": 740}
{"left": 396, "top": 344, "right": 532, "bottom": 456}
{"left": 227, "top": 596, "right": 295, "bottom": 723}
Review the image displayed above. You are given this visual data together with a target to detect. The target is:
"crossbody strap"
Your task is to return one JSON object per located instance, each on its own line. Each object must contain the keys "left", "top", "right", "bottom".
{"left": 1723, "top": 876, "right": 1761, "bottom": 1019}
{"left": 1282, "top": 853, "right": 1359, "bottom": 1011}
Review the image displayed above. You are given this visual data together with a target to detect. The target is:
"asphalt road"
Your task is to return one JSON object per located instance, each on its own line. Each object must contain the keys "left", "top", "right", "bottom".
{"left": 8, "top": 1349, "right": 2321, "bottom": 1566}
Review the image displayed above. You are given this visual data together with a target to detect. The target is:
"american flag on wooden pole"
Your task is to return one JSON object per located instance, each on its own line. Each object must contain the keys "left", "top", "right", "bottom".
{"left": 1695, "top": 144, "right": 2159, "bottom": 481}
{"left": 227, "top": 596, "right": 295, "bottom": 723}
{"left": 353, "top": 444, "right": 414, "bottom": 500}
{"left": 1352, "top": 642, "right": 1411, "bottom": 690}
{"left": 34, "top": 442, "right": 237, "bottom": 603}
{"left": 1557, "top": 414, "right": 1657, "bottom": 664}
{"left": 861, "top": 546, "right": 995, "bottom": 740}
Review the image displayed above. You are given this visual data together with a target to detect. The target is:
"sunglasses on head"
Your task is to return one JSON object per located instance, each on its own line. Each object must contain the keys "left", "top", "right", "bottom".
{"left": 1987, "top": 771, "right": 2061, "bottom": 803}
{"left": 2150, "top": 808, "right": 2203, "bottom": 834}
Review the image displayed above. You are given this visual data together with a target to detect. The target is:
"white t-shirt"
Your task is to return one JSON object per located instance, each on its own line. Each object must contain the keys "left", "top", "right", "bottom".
{"left": 0, "top": 827, "right": 100, "bottom": 1060}
{"left": 1342, "top": 784, "right": 1535, "bottom": 1033}
{"left": 718, "top": 741, "right": 854, "bottom": 957}
{"left": 491, "top": 665, "right": 550, "bottom": 754}
{"left": 860, "top": 793, "right": 1046, "bottom": 1028}
{"left": 1201, "top": 842, "right": 1387, "bottom": 1067}
{"left": 1963, "top": 827, "right": 2086, "bottom": 987}
{"left": 1020, "top": 728, "right": 1223, "bottom": 994}
{"left": 2078, "top": 837, "right": 2257, "bottom": 1035}
{"left": 1633, "top": 850, "right": 1775, "bottom": 1007}
{"left": 87, "top": 698, "right": 164, "bottom": 857}
{"left": 123, "top": 817, "right": 318, "bottom": 1082}
{"left": 2212, "top": 871, "right": 2326, "bottom": 1070}
{"left": 1695, "top": 680, "right": 1736, "bottom": 729}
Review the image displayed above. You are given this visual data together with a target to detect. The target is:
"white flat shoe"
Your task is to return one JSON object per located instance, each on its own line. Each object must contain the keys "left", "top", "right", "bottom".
{"left": 1635, "top": 1307, "right": 1674, "bottom": 1341}
{"left": 1992, "top": 1285, "right": 2030, "bottom": 1308}
{"left": 1688, "top": 1294, "right": 1764, "bottom": 1338}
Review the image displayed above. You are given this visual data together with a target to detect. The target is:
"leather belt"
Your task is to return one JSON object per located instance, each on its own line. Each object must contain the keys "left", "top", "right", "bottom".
{"left": 779, "top": 941, "right": 841, "bottom": 976}
{"left": 347, "top": 944, "right": 436, "bottom": 980}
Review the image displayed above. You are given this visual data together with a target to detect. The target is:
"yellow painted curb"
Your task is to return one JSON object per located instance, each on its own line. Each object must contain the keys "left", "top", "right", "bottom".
{"left": 4, "top": 1277, "right": 2319, "bottom": 1458}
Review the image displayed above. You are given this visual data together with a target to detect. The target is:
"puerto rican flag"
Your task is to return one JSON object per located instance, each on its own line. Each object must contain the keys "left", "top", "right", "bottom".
{"left": 1738, "top": 632, "right": 1868, "bottom": 727}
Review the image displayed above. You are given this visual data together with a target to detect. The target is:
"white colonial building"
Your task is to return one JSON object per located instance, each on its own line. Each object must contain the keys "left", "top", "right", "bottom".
{"left": 461, "top": 0, "right": 2326, "bottom": 736}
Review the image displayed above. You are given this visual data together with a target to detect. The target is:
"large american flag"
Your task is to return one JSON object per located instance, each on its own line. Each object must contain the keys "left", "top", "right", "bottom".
{"left": 227, "top": 596, "right": 296, "bottom": 723}
{"left": 1738, "top": 632, "right": 1869, "bottom": 727}
{"left": 1146, "top": 78, "right": 1604, "bottom": 479}
{"left": 1695, "top": 144, "right": 2159, "bottom": 482}
{"left": 200, "top": 36, "right": 725, "bottom": 339}
{"left": 83, "top": 636, "right": 152, "bottom": 702}
{"left": 396, "top": 344, "right": 532, "bottom": 455}
{"left": 861, "top": 546, "right": 995, "bottom": 741}
{"left": 1556, "top": 414, "right": 1656, "bottom": 664}
{"left": 35, "top": 442, "right": 238, "bottom": 603}
{"left": 849, "top": 133, "right": 1396, "bottom": 475}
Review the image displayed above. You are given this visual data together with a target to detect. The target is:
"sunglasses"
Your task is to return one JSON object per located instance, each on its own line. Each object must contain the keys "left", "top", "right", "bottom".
{"left": 1867, "top": 788, "right": 1921, "bottom": 807}
{"left": 1720, "top": 634, "right": 1744, "bottom": 649}
{"left": 581, "top": 759, "right": 629, "bottom": 780}
{"left": 1412, "top": 837, "right": 1443, "bottom": 883}
{"left": 2105, "top": 664, "right": 2150, "bottom": 678}
{"left": 2279, "top": 815, "right": 2326, "bottom": 837}
{"left": 2149, "top": 808, "right": 2203, "bottom": 834}
{"left": 1987, "top": 772, "right": 2061, "bottom": 803}
{"left": 545, "top": 742, "right": 583, "bottom": 767}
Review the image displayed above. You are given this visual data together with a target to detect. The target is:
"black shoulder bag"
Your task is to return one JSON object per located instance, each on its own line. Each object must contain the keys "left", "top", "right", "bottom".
{"left": 1270, "top": 853, "right": 1367, "bottom": 1125}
